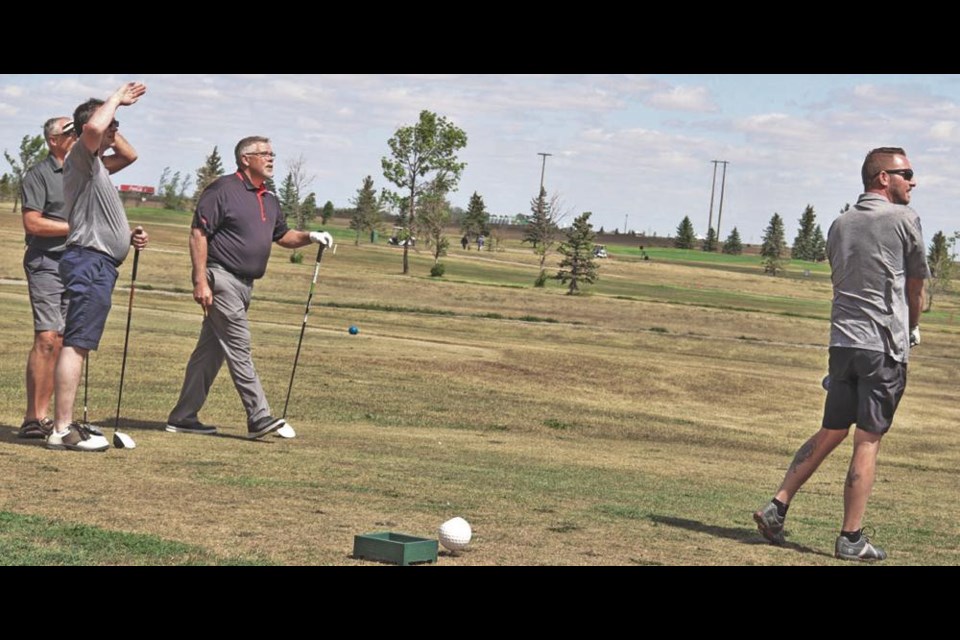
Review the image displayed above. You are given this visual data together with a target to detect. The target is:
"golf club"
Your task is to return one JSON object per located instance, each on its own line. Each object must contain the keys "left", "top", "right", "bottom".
{"left": 113, "top": 231, "right": 142, "bottom": 449}
{"left": 278, "top": 242, "right": 329, "bottom": 438}
{"left": 80, "top": 355, "right": 103, "bottom": 436}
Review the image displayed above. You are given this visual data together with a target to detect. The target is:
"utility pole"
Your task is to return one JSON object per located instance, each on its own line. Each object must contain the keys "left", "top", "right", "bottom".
{"left": 537, "top": 152, "right": 552, "bottom": 194}
{"left": 708, "top": 161, "right": 719, "bottom": 238}
{"left": 716, "top": 161, "right": 729, "bottom": 243}
{"left": 624, "top": 214, "right": 628, "bottom": 235}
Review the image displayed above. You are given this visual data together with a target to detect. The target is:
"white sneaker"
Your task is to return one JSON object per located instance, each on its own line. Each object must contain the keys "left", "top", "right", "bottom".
{"left": 47, "top": 422, "right": 110, "bottom": 452}
{"left": 275, "top": 422, "right": 296, "bottom": 439}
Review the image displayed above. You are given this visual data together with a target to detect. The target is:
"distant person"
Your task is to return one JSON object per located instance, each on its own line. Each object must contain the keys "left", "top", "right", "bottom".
{"left": 18, "top": 116, "right": 77, "bottom": 439}
{"left": 753, "top": 147, "right": 929, "bottom": 561}
{"left": 461, "top": 233, "right": 469, "bottom": 250}
{"left": 477, "top": 234, "right": 484, "bottom": 251}
{"left": 49, "top": 82, "right": 149, "bottom": 452}
{"left": 165, "top": 135, "right": 333, "bottom": 440}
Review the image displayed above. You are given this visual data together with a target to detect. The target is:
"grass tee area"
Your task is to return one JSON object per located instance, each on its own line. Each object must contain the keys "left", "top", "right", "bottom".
{"left": 0, "top": 207, "right": 957, "bottom": 565}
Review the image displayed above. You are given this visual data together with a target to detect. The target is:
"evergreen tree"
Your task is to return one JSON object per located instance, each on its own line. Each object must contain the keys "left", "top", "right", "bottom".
{"left": 926, "top": 230, "right": 958, "bottom": 311}
{"left": 194, "top": 146, "right": 224, "bottom": 198}
{"left": 522, "top": 187, "right": 561, "bottom": 285}
{"left": 791, "top": 205, "right": 819, "bottom": 261}
{"left": 674, "top": 216, "right": 696, "bottom": 249}
{"left": 761, "top": 213, "right": 787, "bottom": 275}
{"left": 702, "top": 227, "right": 717, "bottom": 252}
{"left": 350, "top": 176, "right": 382, "bottom": 244}
{"left": 462, "top": 191, "right": 489, "bottom": 240}
{"left": 722, "top": 227, "right": 743, "bottom": 255}
{"left": 278, "top": 173, "right": 299, "bottom": 224}
{"left": 300, "top": 192, "right": 318, "bottom": 230}
{"left": 810, "top": 224, "right": 827, "bottom": 262}
{"left": 417, "top": 179, "right": 451, "bottom": 267}
{"left": 321, "top": 200, "right": 335, "bottom": 225}
{"left": 556, "top": 211, "right": 599, "bottom": 295}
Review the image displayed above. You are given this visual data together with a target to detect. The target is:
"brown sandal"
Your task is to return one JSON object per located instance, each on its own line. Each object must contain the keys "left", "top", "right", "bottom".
{"left": 18, "top": 418, "right": 53, "bottom": 439}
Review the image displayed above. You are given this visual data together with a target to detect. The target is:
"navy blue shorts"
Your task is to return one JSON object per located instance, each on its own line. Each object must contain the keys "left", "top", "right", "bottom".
{"left": 822, "top": 347, "right": 907, "bottom": 435}
{"left": 59, "top": 246, "right": 119, "bottom": 351}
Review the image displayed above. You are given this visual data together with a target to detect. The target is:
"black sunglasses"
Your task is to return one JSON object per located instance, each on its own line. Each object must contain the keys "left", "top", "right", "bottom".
{"left": 879, "top": 168, "right": 914, "bottom": 181}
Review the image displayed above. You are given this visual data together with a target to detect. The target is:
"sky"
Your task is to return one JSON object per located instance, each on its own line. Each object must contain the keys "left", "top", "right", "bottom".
{"left": 2, "top": 73, "right": 959, "bottom": 244}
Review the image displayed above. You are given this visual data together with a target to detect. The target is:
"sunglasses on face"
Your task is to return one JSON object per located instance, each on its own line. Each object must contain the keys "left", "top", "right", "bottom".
{"left": 878, "top": 168, "right": 914, "bottom": 181}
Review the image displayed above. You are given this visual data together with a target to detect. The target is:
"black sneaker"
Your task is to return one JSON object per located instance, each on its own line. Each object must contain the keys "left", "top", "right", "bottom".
{"left": 247, "top": 416, "right": 285, "bottom": 439}
{"left": 166, "top": 420, "right": 217, "bottom": 435}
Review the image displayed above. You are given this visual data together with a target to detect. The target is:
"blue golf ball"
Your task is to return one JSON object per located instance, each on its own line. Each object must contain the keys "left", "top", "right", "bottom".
{"left": 349, "top": 325, "right": 359, "bottom": 335}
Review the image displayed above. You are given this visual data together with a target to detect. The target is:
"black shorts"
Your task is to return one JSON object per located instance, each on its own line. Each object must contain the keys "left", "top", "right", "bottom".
{"left": 822, "top": 347, "right": 907, "bottom": 435}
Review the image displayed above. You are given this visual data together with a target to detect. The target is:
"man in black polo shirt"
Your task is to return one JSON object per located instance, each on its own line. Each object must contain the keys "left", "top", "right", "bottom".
{"left": 166, "top": 135, "right": 333, "bottom": 439}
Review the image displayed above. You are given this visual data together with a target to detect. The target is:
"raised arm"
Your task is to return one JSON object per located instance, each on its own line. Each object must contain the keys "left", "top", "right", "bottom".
{"left": 103, "top": 131, "right": 138, "bottom": 174}
{"left": 79, "top": 82, "right": 146, "bottom": 154}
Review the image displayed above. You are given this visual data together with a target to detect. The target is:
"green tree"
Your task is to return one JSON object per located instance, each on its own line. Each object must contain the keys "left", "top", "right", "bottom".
{"left": 350, "top": 176, "right": 383, "bottom": 245}
{"left": 157, "top": 167, "right": 193, "bottom": 211}
{"left": 461, "top": 191, "right": 489, "bottom": 240}
{"left": 810, "top": 224, "right": 827, "bottom": 262}
{"left": 417, "top": 179, "right": 451, "bottom": 267}
{"left": 0, "top": 173, "right": 12, "bottom": 201}
{"left": 4, "top": 134, "right": 48, "bottom": 212}
{"left": 702, "top": 227, "right": 717, "bottom": 252}
{"left": 761, "top": 213, "right": 787, "bottom": 275}
{"left": 522, "top": 188, "right": 564, "bottom": 286}
{"left": 722, "top": 227, "right": 743, "bottom": 255}
{"left": 278, "top": 173, "right": 298, "bottom": 225}
{"left": 556, "top": 211, "right": 599, "bottom": 295}
{"left": 925, "top": 230, "right": 958, "bottom": 311}
{"left": 194, "top": 146, "right": 224, "bottom": 199}
{"left": 301, "top": 192, "right": 318, "bottom": 225}
{"left": 792, "top": 205, "right": 822, "bottom": 261}
{"left": 321, "top": 200, "right": 335, "bottom": 225}
{"left": 381, "top": 109, "right": 468, "bottom": 274}
{"left": 674, "top": 216, "right": 695, "bottom": 249}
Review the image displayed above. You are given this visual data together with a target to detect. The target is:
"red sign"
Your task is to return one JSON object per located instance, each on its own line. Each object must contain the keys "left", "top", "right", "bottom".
{"left": 119, "top": 184, "right": 156, "bottom": 194}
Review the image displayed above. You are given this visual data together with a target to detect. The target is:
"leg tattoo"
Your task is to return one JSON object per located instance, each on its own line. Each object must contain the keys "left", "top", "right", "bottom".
{"left": 846, "top": 469, "right": 860, "bottom": 488}
{"left": 789, "top": 438, "right": 817, "bottom": 474}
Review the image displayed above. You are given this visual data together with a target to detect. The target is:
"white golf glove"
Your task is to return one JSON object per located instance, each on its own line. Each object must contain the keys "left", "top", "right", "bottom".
{"left": 909, "top": 325, "right": 921, "bottom": 347}
{"left": 309, "top": 231, "right": 334, "bottom": 248}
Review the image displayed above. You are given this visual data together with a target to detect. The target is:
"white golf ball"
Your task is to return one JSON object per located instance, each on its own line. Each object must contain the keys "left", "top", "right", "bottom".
{"left": 438, "top": 517, "right": 472, "bottom": 551}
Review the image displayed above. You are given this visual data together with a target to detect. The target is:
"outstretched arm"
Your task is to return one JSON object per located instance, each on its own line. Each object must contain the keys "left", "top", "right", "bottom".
{"left": 79, "top": 82, "right": 147, "bottom": 154}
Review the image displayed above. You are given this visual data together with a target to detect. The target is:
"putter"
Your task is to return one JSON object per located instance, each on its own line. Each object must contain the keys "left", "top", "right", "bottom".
{"left": 80, "top": 355, "right": 103, "bottom": 436}
{"left": 113, "top": 233, "right": 142, "bottom": 449}
{"left": 277, "top": 242, "right": 330, "bottom": 438}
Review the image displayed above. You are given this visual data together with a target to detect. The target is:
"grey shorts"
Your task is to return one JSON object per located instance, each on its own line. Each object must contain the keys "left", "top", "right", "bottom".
{"left": 822, "top": 347, "right": 907, "bottom": 435}
{"left": 23, "top": 248, "right": 67, "bottom": 333}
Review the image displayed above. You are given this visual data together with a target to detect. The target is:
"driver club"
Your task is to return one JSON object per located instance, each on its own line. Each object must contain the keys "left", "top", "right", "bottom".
{"left": 113, "top": 231, "right": 143, "bottom": 449}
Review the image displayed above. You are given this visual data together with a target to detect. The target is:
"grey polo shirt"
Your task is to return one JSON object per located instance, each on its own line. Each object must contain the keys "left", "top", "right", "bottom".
{"left": 193, "top": 171, "right": 289, "bottom": 280}
{"left": 63, "top": 144, "right": 132, "bottom": 263}
{"left": 21, "top": 155, "right": 68, "bottom": 253}
{"left": 827, "top": 192, "right": 930, "bottom": 363}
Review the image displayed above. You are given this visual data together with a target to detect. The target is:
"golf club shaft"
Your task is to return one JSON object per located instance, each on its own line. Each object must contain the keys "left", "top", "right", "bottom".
{"left": 114, "top": 248, "right": 140, "bottom": 430}
{"left": 282, "top": 244, "right": 325, "bottom": 420}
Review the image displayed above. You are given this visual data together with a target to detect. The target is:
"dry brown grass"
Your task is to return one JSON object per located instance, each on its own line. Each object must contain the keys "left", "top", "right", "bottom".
{"left": 0, "top": 209, "right": 957, "bottom": 565}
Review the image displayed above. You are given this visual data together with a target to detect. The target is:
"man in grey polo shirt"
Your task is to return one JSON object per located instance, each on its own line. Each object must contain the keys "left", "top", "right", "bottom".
{"left": 18, "top": 116, "right": 76, "bottom": 439}
{"left": 48, "top": 82, "right": 149, "bottom": 452}
{"left": 753, "top": 147, "right": 929, "bottom": 561}
{"left": 165, "top": 135, "right": 333, "bottom": 440}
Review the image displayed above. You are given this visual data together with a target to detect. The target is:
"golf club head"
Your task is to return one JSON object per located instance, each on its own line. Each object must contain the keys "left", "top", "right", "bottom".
{"left": 275, "top": 423, "right": 296, "bottom": 439}
{"left": 113, "top": 430, "right": 136, "bottom": 449}
{"left": 84, "top": 422, "right": 104, "bottom": 437}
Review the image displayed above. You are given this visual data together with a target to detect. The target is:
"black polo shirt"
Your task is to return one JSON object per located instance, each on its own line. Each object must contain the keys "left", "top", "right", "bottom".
{"left": 193, "top": 171, "right": 289, "bottom": 280}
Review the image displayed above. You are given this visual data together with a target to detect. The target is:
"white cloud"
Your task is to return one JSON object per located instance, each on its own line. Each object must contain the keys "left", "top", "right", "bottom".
{"left": 0, "top": 101, "right": 17, "bottom": 116}
{"left": 645, "top": 86, "right": 717, "bottom": 112}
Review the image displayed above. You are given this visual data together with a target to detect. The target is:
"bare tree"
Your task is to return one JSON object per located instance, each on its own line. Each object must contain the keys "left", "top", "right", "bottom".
{"left": 283, "top": 153, "right": 315, "bottom": 231}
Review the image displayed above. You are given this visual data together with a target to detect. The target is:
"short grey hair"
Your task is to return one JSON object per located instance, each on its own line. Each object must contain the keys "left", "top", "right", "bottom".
{"left": 235, "top": 136, "right": 271, "bottom": 167}
{"left": 43, "top": 117, "right": 68, "bottom": 140}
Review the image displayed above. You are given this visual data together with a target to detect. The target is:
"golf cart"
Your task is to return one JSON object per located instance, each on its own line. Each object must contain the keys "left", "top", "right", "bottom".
{"left": 388, "top": 226, "right": 416, "bottom": 247}
{"left": 592, "top": 244, "right": 608, "bottom": 258}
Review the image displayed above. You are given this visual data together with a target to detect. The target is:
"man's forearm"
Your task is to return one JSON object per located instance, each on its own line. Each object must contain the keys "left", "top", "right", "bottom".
{"left": 189, "top": 229, "right": 209, "bottom": 285}
{"left": 22, "top": 210, "right": 69, "bottom": 237}
{"left": 907, "top": 277, "right": 925, "bottom": 328}
{"left": 103, "top": 132, "right": 138, "bottom": 174}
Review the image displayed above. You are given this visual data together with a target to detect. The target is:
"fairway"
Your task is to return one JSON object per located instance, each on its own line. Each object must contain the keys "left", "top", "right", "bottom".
{"left": 1, "top": 208, "right": 958, "bottom": 565}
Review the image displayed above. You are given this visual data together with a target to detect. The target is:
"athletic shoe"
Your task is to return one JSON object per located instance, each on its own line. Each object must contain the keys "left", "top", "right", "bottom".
{"left": 247, "top": 416, "right": 285, "bottom": 439}
{"left": 165, "top": 420, "right": 217, "bottom": 435}
{"left": 274, "top": 422, "right": 296, "bottom": 439}
{"left": 753, "top": 501, "right": 786, "bottom": 545}
{"left": 46, "top": 422, "right": 110, "bottom": 452}
{"left": 835, "top": 530, "right": 887, "bottom": 561}
{"left": 18, "top": 417, "right": 54, "bottom": 439}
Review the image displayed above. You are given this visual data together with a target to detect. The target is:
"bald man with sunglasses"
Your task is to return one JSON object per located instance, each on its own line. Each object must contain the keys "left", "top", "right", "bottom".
{"left": 754, "top": 147, "right": 930, "bottom": 561}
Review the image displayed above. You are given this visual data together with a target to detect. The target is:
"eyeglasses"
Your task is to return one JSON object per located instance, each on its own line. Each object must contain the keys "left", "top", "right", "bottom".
{"left": 244, "top": 151, "right": 276, "bottom": 159}
{"left": 878, "top": 168, "right": 914, "bottom": 181}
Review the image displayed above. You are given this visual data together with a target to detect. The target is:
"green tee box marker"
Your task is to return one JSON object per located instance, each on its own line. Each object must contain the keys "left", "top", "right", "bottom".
{"left": 353, "top": 532, "right": 439, "bottom": 566}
